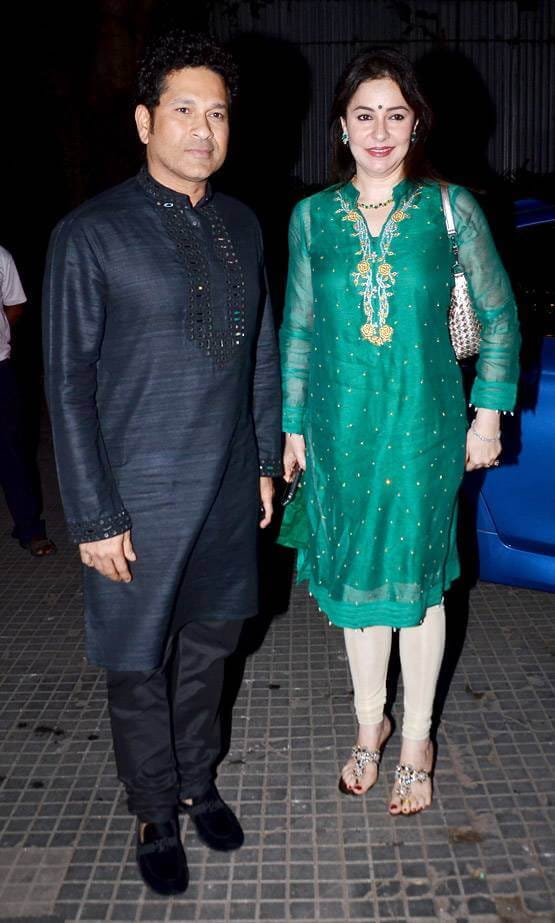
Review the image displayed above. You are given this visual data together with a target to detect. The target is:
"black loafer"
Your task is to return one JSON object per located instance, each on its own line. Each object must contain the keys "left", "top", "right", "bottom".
{"left": 179, "top": 782, "right": 244, "bottom": 852}
{"left": 136, "top": 816, "right": 189, "bottom": 896}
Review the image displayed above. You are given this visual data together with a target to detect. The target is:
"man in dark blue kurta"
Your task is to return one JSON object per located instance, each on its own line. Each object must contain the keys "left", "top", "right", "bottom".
{"left": 43, "top": 32, "right": 281, "bottom": 896}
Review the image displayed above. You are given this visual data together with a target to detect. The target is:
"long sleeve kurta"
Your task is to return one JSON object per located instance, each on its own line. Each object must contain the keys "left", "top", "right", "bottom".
{"left": 278, "top": 179, "right": 520, "bottom": 629}
{"left": 43, "top": 168, "right": 281, "bottom": 670}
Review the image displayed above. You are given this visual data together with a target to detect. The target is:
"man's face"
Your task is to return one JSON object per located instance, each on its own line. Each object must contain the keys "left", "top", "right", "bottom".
{"left": 135, "top": 66, "right": 230, "bottom": 193}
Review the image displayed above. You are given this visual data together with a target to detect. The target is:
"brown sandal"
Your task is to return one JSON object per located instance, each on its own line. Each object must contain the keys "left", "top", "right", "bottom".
{"left": 21, "top": 537, "right": 57, "bottom": 557}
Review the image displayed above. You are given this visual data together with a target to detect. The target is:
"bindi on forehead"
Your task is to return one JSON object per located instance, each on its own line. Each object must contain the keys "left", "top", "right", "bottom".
{"left": 352, "top": 104, "right": 410, "bottom": 113}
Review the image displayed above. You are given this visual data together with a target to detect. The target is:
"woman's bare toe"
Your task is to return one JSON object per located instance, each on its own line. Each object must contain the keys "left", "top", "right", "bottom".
{"left": 339, "top": 716, "right": 391, "bottom": 796}
{"left": 340, "top": 752, "right": 378, "bottom": 795}
{"left": 388, "top": 738, "right": 433, "bottom": 816}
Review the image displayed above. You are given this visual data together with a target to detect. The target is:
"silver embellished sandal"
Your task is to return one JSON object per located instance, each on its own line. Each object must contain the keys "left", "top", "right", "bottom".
{"left": 390, "top": 763, "right": 432, "bottom": 814}
{"left": 339, "top": 745, "right": 381, "bottom": 796}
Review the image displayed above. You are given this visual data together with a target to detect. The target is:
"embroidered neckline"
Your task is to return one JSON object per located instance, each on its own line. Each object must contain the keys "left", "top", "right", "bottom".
{"left": 343, "top": 176, "right": 413, "bottom": 208}
{"left": 136, "top": 167, "right": 246, "bottom": 367}
{"left": 335, "top": 184, "right": 423, "bottom": 345}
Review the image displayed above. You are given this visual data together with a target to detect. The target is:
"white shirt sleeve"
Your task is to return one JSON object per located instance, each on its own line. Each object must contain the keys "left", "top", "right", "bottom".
{"left": 0, "top": 246, "right": 27, "bottom": 306}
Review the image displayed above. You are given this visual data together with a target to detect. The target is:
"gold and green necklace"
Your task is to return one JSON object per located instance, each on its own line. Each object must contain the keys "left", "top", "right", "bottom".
{"left": 358, "top": 196, "right": 394, "bottom": 210}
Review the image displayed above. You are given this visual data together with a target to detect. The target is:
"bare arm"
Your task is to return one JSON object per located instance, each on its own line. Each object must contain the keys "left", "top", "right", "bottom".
{"left": 4, "top": 302, "right": 25, "bottom": 326}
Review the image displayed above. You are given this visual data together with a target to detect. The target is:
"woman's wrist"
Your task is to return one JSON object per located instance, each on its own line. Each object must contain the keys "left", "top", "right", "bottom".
{"left": 473, "top": 408, "right": 500, "bottom": 437}
{"left": 470, "top": 422, "right": 500, "bottom": 443}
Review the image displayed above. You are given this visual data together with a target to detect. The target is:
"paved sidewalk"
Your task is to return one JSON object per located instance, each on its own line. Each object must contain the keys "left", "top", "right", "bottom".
{"left": 1, "top": 434, "right": 554, "bottom": 922}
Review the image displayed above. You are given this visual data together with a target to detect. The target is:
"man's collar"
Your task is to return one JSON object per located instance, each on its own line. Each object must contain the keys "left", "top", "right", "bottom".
{"left": 136, "top": 165, "right": 213, "bottom": 209}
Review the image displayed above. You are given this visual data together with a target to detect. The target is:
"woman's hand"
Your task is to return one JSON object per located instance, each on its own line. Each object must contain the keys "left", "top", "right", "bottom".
{"left": 283, "top": 433, "right": 306, "bottom": 482}
{"left": 465, "top": 408, "right": 501, "bottom": 471}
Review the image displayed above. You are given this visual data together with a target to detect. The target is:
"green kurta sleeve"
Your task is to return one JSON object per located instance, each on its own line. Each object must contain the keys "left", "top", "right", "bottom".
{"left": 280, "top": 199, "right": 314, "bottom": 434}
{"left": 450, "top": 186, "right": 520, "bottom": 411}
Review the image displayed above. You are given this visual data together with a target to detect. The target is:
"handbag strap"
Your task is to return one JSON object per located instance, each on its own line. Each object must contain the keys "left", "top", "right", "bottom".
{"left": 440, "top": 184, "right": 461, "bottom": 265}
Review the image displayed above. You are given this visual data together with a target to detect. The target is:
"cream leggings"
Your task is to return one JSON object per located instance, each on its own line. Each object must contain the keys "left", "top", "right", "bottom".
{"left": 343, "top": 603, "right": 445, "bottom": 741}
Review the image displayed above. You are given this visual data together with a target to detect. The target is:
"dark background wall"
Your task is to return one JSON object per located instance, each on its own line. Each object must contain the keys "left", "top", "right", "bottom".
{"left": 2, "top": 0, "right": 554, "bottom": 284}
{"left": 213, "top": 0, "right": 555, "bottom": 185}
{"left": 0, "top": 0, "right": 553, "bottom": 383}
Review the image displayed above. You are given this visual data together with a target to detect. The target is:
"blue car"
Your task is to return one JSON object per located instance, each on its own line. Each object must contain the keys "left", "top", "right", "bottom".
{"left": 464, "top": 199, "right": 555, "bottom": 592}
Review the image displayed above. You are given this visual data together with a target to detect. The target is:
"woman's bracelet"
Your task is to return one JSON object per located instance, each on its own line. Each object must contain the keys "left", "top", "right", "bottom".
{"left": 470, "top": 422, "right": 501, "bottom": 443}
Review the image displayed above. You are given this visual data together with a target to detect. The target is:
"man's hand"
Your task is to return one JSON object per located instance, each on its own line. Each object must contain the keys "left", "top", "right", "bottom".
{"left": 79, "top": 530, "right": 136, "bottom": 582}
{"left": 259, "top": 477, "right": 274, "bottom": 529}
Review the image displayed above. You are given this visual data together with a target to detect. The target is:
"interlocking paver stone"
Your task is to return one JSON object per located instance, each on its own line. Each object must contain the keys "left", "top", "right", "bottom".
{"left": 1, "top": 435, "right": 555, "bottom": 921}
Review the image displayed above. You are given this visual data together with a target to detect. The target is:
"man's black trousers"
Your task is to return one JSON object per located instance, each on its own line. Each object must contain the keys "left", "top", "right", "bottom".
{"left": 106, "top": 616, "right": 244, "bottom": 824}
{"left": 0, "top": 358, "right": 45, "bottom": 543}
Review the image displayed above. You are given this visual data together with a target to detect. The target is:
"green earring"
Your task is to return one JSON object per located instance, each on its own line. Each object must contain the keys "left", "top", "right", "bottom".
{"left": 341, "top": 130, "right": 349, "bottom": 145}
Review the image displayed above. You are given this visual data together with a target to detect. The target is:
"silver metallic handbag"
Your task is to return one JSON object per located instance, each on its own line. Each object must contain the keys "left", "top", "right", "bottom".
{"left": 441, "top": 185, "right": 481, "bottom": 360}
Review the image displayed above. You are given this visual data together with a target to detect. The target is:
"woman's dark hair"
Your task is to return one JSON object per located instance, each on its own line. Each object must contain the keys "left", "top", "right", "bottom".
{"left": 329, "top": 47, "right": 435, "bottom": 184}
{"left": 137, "top": 30, "right": 239, "bottom": 114}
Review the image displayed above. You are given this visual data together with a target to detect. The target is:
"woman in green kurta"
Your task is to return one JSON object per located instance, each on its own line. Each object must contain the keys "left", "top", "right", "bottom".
{"left": 279, "top": 49, "right": 520, "bottom": 813}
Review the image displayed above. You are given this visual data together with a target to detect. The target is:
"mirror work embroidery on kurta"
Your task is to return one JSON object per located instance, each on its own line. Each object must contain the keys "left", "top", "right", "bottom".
{"left": 137, "top": 166, "right": 247, "bottom": 367}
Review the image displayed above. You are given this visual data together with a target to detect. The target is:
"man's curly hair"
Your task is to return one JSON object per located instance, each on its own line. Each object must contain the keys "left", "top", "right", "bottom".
{"left": 137, "top": 30, "right": 239, "bottom": 112}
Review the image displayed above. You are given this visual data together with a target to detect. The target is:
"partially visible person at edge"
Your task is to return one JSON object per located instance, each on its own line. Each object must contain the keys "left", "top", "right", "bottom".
{"left": 279, "top": 48, "right": 520, "bottom": 815}
{"left": 0, "top": 246, "right": 56, "bottom": 557}
{"left": 43, "top": 30, "right": 281, "bottom": 896}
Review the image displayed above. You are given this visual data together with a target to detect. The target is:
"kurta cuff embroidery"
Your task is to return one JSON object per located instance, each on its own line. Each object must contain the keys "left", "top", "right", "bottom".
{"left": 68, "top": 508, "right": 132, "bottom": 544}
{"left": 259, "top": 457, "right": 283, "bottom": 477}
{"left": 469, "top": 379, "right": 518, "bottom": 413}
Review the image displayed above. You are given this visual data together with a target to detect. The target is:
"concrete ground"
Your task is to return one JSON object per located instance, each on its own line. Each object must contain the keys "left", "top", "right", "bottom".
{"left": 1, "top": 430, "right": 554, "bottom": 923}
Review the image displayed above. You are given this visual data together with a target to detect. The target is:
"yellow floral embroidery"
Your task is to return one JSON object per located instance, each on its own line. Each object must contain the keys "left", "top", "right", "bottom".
{"left": 361, "top": 323, "right": 378, "bottom": 340}
{"left": 363, "top": 324, "right": 394, "bottom": 346}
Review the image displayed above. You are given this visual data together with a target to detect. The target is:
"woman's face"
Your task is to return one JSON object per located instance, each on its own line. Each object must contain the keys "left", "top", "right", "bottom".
{"left": 341, "top": 76, "right": 417, "bottom": 181}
